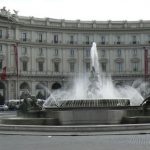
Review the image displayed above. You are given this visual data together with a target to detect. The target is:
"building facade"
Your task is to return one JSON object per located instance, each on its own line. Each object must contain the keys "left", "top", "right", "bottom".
{"left": 0, "top": 7, "right": 150, "bottom": 104}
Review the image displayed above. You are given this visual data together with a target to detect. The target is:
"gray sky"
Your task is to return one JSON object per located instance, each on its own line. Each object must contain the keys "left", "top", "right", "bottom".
{"left": 1, "top": 0, "right": 150, "bottom": 21}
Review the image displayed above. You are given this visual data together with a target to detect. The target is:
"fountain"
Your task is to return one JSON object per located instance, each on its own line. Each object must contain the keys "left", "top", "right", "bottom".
{"left": 41, "top": 42, "right": 150, "bottom": 125}
{"left": 1, "top": 42, "right": 150, "bottom": 126}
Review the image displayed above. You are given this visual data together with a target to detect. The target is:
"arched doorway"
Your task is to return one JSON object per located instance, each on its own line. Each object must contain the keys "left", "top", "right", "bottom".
{"left": 52, "top": 82, "right": 61, "bottom": 90}
{"left": 0, "top": 82, "right": 5, "bottom": 105}
{"left": 19, "top": 82, "right": 30, "bottom": 99}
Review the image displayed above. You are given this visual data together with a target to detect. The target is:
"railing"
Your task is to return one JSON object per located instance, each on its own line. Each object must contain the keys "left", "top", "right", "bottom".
{"left": 36, "top": 39, "right": 47, "bottom": 43}
{"left": 20, "top": 38, "right": 31, "bottom": 42}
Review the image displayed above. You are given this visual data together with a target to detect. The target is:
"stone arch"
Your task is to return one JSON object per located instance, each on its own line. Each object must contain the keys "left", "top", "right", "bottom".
{"left": 35, "top": 83, "right": 46, "bottom": 99}
{"left": 19, "top": 82, "right": 30, "bottom": 99}
{"left": 0, "top": 82, "right": 5, "bottom": 104}
{"left": 52, "top": 82, "right": 62, "bottom": 90}
{"left": 20, "top": 82, "right": 30, "bottom": 90}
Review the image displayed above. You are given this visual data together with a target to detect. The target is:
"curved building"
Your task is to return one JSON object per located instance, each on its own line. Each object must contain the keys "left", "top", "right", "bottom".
{"left": 0, "top": 7, "right": 150, "bottom": 103}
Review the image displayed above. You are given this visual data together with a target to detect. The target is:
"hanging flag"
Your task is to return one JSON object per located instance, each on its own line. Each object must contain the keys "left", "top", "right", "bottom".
{"left": 1, "top": 66, "right": 6, "bottom": 80}
{"left": 13, "top": 44, "right": 18, "bottom": 78}
{"left": 143, "top": 47, "right": 148, "bottom": 75}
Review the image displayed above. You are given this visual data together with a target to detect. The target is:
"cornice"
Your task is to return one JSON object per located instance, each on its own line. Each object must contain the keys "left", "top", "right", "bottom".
{"left": 16, "top": 23, "right": 150, "bottom": 33}
{"left": 36, "top": 57, "right": 45, "bottom": 62}
{"left": 114, "top": 58, "right": 124, "bottom": 63}
{"left": 52, "top": 58, "right": 61, "bottom": 62}
{"left": 1, "top": 17, "right": 150, "bottom": 33}
{"left": 1, "top": 7, "right": 150, "bottom": 32}
{"left": 100, "top": 58, "right": 108, "bottom": 63}
{"left": 130, "top": 57, "right": 140, "bottom": 63}
{"left": 20, "top": 56, "right": 29, "bottom": 61}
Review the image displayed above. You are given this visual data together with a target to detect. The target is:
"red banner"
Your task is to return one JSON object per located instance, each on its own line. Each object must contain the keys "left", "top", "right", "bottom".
{"left": 1, "top": 66, "right": 6, "bottom": 80}
{"left": 13, "top": 44, "right": 18, "bottom": 78}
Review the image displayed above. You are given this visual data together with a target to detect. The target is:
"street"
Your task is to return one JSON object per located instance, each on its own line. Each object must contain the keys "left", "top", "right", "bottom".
{"left": 0, "top": 133, "right": 150, "bottom": 150}
{"left": 0, "top": 111, "right": 150, "bottom": 150}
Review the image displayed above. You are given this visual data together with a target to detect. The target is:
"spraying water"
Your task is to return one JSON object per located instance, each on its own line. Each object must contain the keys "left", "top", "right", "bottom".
{"left": 43, "top": 42, "right": 148, "bottom": 107}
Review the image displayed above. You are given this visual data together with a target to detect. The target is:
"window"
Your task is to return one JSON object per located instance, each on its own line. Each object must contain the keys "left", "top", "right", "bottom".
{"left": 148, "top": 35, "right": 150, "bottom": 43}
{"left": 116, "top": 63, "right": 123, "bottom": 72}
{"left": 22, "top": 47, "right": 27, "bottom": 55}
{"left": 85, "top": 48, "right": 90, "bottom": 57}
{"left": 22, "top": 61, "right": 27, "bottom": 71}
{"left": 101, "top": 36, "right": 105, "bottom": 44}
{"left": 55, "top": 49, "right": 58, "bottom": 56}
{"left": 86, "top": 62, "right": 90, "bottom": 72}
{"left": 6, "top": 29, "right": 9, "bottom": 39}
{"left": 38, "top": 62, "right": 43, "bottom": 72}
{"left": 0, "top": 45, "right": 2, "bottom": 53}
{"left": 101, "top": 63, "right": 106, "bottom": 72}
{"left": 85, "top": 36, "right": 89, "bottom": 44}
{"left": 101, "top": 49, "right": 105, "bottom": 57}
{"left": 0, "top": 30, "right": 2, "bottom": 38}
{"left": 70, "top": 49, "right": 74, "bottom": 57}
{"left": 54, "top": 62, "right": 59, "bottom": 72}
{"left": 0, "top": 60, "right": 2, "bottom": 69}
{"left": 132, "top": 62, "right": 138, "bottom": 72}
{"left": 39, "top": 33, "right": 43, "bottom": 42}
{"left": 70, "top": 62, "right": 75, "bottom": 72}
{"left": 148, "top": 62, "right": 150, "bottom": 73}
{"left": 70, "top": 35, "right": 74, "bottom": 44}
{"left": 117, "top": 49, "right": 121, "bottom": 57}
{"left": 132, "top": 35, "right": 136, "bottom": 44}
{"left": 54, "top": 35, "right": 58, "bottom": 43}
{"left": 39, "top": 48, "right": 43, "bottom": 56}
{"left": 22, "top": 32, "right": 27, "bottom": 41}
{"left": 117, "top": 36, "right": 120, "bottom": 44}
{"left": 133, "top": 49, "right": 137, "bottom": 56}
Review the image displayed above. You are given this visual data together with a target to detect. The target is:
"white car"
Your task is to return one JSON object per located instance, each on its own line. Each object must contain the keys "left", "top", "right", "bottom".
{"left": 0, "top": 104, "right": 8, "bottom": 111}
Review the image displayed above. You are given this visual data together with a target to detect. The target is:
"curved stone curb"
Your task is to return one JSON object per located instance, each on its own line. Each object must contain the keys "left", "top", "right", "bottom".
{"left": 1, "top": 123, "right": 150, "bottom": 134}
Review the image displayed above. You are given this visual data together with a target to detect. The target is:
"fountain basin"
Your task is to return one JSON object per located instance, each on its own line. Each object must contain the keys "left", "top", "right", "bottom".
{"left": 44, "top": 98, "right": 131, "bottom": 125}
{"left": 45, "top": 105, "right": 150, "bottom": 125}
{"left": 0, "top": 117, "right": 58, "bottom": 125}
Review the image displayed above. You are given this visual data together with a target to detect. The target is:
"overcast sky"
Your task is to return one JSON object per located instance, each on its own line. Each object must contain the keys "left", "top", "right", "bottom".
{"left": 1, "top": 0, "right": 150, "bottom": 21}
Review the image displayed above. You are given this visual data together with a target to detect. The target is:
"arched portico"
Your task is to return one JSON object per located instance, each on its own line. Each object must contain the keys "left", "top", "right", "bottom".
{"left": 35, "top": 83, "right": 46, "bottom": 99}
{"left": 51, "top": 82, "right": 62, "bottom": 90}
{"left": 19, "top": 82, "right": 30, "bottom": 99}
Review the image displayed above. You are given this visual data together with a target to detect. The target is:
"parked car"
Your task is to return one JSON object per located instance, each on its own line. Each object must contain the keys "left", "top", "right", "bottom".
{"left": 0, "top": 104, "right": 8, "bottom": 111}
